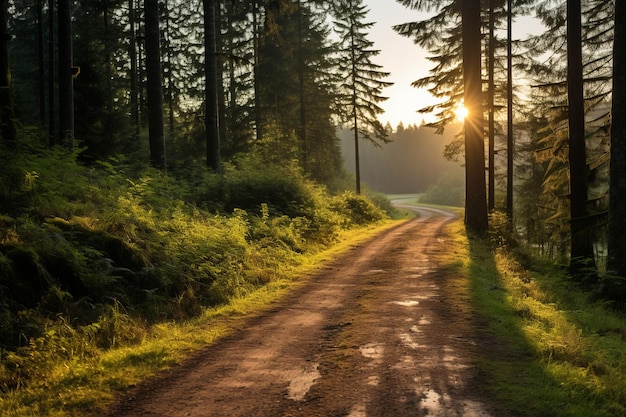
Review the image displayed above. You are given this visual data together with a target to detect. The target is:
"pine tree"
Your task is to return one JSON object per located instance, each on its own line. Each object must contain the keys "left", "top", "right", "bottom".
{"left": 520, "top": 0, "right": 613, "bottom": 266}
{"left": 567, "top": 0, "right": 596, "bottom": 275}
{"left": 204, "top": 0, "right": 221, "bottom": 173}
{"left": 0, "top": 0, "right": 15, "bottom": 146}
{"left": 333, "top": 0, "right": 392, "bottom": 194}
{"left": 462, "top": 0, "right": 489, "bottom": 232}
{"left": 608, "top": 0, "right": 626, "bottom": 276}
{"left": 145, "top": 0, "right": 166, "bottom": 169}
{"left": 57, "top": 0, "right": 74, "bottom": 148}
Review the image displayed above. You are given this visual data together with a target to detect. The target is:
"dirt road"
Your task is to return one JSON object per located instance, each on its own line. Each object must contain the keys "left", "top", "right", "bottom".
{"left": 107, "top": 207, "right": 501, "bottom": 417}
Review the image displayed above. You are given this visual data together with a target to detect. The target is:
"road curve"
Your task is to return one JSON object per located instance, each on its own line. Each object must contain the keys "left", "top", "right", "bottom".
{"left": 107, "top": 207, "right": 498, "bottom": 417}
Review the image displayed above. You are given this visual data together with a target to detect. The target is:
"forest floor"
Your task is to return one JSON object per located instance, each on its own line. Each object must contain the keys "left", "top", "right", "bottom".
{"left": 105, "top": 207, "right": 512, "bottom": 417}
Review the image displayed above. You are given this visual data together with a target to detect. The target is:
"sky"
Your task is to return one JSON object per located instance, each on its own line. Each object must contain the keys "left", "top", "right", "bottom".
{"left": 364, "top": 0, "right": 432, "bottom": 128}
{"left": 363, "top": 0, "right": 545, "bottom": 129}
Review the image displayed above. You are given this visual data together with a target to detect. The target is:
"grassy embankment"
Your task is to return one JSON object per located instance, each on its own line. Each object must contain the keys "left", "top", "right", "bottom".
{"left": 441, "top": 217, "right": 626, "bottom": 417}
{"left": 0, "top": 145, "right": 408, "bottom": 416}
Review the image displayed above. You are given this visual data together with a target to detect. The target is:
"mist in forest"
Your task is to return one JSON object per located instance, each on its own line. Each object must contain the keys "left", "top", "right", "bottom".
{"left": 340, "top": 123, "right": 463, "bottom": 195}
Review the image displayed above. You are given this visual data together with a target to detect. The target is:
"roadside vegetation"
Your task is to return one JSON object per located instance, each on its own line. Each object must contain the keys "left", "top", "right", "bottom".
{"left": 441, "top": 215, "right": 626, "bottom": 417}
{"left": 0, "top": 144, "right": 399, "bottom": 417}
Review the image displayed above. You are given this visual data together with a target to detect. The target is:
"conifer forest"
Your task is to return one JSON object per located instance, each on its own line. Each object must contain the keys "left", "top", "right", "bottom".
{"left": 1, "top": 0, "right": 626, "bottom": 415}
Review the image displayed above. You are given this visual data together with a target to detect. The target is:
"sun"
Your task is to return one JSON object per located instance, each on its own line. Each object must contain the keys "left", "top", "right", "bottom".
{"left": 455, "top": 104, "right": 469, "bottom": 122}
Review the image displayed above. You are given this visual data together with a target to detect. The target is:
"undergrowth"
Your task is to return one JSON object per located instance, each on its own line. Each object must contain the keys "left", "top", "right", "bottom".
{"left": 442, "top": 216, "right": 626, "bottom": 417}
{"left": 0, "top": 143, "right": 393, "bottom": 416}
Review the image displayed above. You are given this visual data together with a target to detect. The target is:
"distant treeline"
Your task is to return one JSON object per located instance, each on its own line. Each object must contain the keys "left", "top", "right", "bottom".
{"left": 340, "top": 123, "right": 462, "bottom": 194}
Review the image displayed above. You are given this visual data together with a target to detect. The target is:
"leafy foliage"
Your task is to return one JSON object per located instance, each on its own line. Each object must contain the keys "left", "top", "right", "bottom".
{"left": 0, "top": 142, "right": 389, "bottom": 395}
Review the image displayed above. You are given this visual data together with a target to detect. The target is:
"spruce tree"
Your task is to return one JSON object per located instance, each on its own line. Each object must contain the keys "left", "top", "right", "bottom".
{"left": 204, "top": 0, "right": 220, "bottom": 173}
{"left": 145, "top": 0, "right": 166, "bottom": 169}
{"left": 608, "top": 0, "right": 626, "bottom": 276}
{"left": 333, "top": 0, "right": 392, "bottom": 194}
{"left": 462, "top": 0, "right": 489, "bottom": 232}
{"left": 0, "top": 0, "right": 15, "bottom": 146}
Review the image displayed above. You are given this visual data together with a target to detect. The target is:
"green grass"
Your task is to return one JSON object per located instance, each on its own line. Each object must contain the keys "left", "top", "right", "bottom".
{"left": 440, "top": 220, "right": 626, "bottom": 417}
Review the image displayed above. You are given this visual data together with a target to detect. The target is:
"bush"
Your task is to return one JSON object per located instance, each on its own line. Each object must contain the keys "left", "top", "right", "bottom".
{"left": 330, "top": 192, "right": 387, "bottom": 227}
{"left": 0, "top": 142, "right": 391, "bottom": 393}
{"left": 419, "top": 169, "right": 464, "bottom": 207}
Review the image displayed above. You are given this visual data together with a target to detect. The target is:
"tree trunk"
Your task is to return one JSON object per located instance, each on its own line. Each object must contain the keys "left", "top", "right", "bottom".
{"left": 164, "top": 0, "right": 175, "bottom": 138}
{"left": 0, "top": 0, "right": 15, "bottom": 146}
{"left": 48, "top": 0, "right": 55, "bottom": 145}
{"left": 216, "top": 0, "right": 227, "bottom": 150}
{"left": 462, "top": 0, "right": 488, "bottom": 232}
{"left": 204, "top": 0, "right": 221, "bottom": 173}
{"left": 145, "top": 0, "right": 166, "bottom": 169}
{"left": 36, "top": 0, "right": 46, "bottom": 127}
{"left": 506, "top": 0, "right": 514, "bottom": 220}
{"left": 129, "top": 0, "right": 139, "bottom": 140}
{"left": 253, "top": 0, "right": 262, "bottom": 142}
{"left": 297, "top": 0, "right": 308, "bottom": 174}
{"left": 566, "top": 0, "right": 595, "bottom": 274}
{"left": 608, "top": 0, "right": 626, "bottom": 275}
{"left": 487, "top": 0, "right": 495, "bottom": 212}
{"left": 58, "top": 0, "right": 74, "bottom": 148}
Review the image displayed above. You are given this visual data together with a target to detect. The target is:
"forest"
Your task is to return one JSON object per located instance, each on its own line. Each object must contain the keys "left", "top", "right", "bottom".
{"left": 1, "top": 0, "right": 626, "bottom": 415}
{"left": 339, "top": 123, "right": 464, "bottom": 199}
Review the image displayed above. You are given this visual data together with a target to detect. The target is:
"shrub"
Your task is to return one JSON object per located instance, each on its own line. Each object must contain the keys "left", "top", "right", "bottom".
{"left": 330, "top": 192, "right": 387, "bottom": 227}
{"left": 419, "top": 169, "right": 464, "bottom": 207}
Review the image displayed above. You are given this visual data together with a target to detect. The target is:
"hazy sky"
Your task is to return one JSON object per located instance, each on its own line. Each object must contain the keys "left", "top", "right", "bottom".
{"left": 364, "top": 0, "right": 431, "bottom": 128}
{"left": 363, "top": 1, "right": 545, "bottom": 128}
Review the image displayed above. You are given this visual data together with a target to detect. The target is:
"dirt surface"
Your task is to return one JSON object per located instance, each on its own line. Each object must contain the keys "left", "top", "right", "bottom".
{"left": 107, "top": 207, "right": 503, "bottom": 417}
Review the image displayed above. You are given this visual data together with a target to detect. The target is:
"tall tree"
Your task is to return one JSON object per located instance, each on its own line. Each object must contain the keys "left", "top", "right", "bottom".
{"left": 608, "top": 0, "right": 626, "bottom": 276}
{"left": 145, "top": 0, "right": 166, "bottom": 169}
{"left": 567, "top": 0, "right": 595, "bottom": 274}
{"left": 48, "top": 0, "right": 55, "bottom": 145}
{"left": 204, "top": 0, "right": 221, "bottom": 173}
{"left": 0, "top": 0, "right": 15, "bottom": 145}
{"left": 58, "top": 0, "right": 74, "bottom": 148}
{"left": 487, "top": 0, "right": 496, "bottom": 212}
{"left": 129, "top": 0, "right": 139, "bottom": 140}
{"left": 333, "top": 0, "right": 392, "bottom": 194}
{"left": 506, "top": 0, "right": 514, "bottom": 220}
{"left": 519, "top": 0, "right": 612, "bottom": 262}
{"left": 462, "top": 0, "right": 488, "bottom": 232}
{"left": 36, "top": 0, "right": 45, "bottom": 127}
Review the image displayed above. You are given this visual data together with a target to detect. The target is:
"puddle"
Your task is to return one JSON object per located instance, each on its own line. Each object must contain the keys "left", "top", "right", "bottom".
{"left": 408, "top": 266, "right": 431, "bottom": 272}
{"left": 399, "top": 333, "right": 421, "bottom": 349}
{"left": 347, "top": 404, "right": 367, "bottom": 417}
{"left": 420, "top": 389, "right": 443, "bottom": 415}
{"left": 287, "top": 364, "right": 320, "bottom": 401}
{"left": 390, "top": 300, "right": 420, "bottom": 307}
{"left": 366, "top": 375, "right": 379, "bottom": 386}
{"left": 359, "top": 343, "right": 384, "bottom": 360}
{"left": 367, "top": 269, "right": 385, "bottom": 274}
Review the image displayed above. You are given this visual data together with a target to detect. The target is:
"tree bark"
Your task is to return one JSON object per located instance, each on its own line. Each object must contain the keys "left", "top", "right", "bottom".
{"left": 608, "top": 0, "right": 626, "bottom": 275}
{"left": 129, "top": 0, "right": 139, "bottom": 140}
{"left": 36, "top": 0, "right": 46, "bottom": 127}
{"left": 566, "top": 0, "right": 595, "bottom": 274}
{"left": 462, "top": 0, "right": 488, "bottom": 232}
{"left": 487, "top": 0, "right": 495, "bottom": 212}
{"left": 506, "top": 0, "right": 514, "bottom": 220}
{"left": 0, "top": 0, "right": 15, "bottom": 146}
{"left": 48, "top": 0, "right": 55, "bottom": 145}
{"left": 204, "top": 0, "right": 221, "bottom": 173}
{"left": 58, "top": 0, "right": 74, "bottom": 148}
{"left": 145, "top": 0, "right": 166, "bottom": 169}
